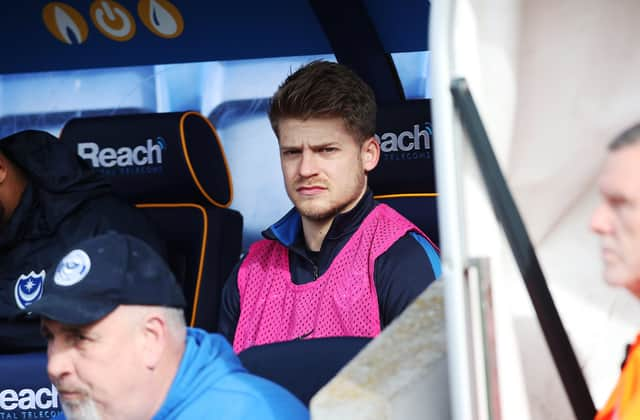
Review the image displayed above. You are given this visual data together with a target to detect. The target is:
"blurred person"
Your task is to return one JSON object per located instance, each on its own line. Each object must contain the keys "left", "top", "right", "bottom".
{"left": 591, "top": 123, "right": 640, "bottom": 419}
{"left": 219, "top": 61, "right": 441, "bottom": 353}
{"left": 0, "top": 129, "right": 164, "bottom": 353}
{"left": 28, "top": 232, "right": 308, "bottom": 420}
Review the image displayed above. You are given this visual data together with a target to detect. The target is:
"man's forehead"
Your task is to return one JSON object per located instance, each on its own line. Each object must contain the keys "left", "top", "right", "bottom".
{"left": 600, "top": 146, "right": 640, "bottom": 194}
{"left": 42, "top": 316, "right": 92, "bottom": 328}
{"left": 41, "top": 309, "right": 117, "bottom": 334}
{"left": 278, "top": 118, "right": 353, "bottom": 142}
{"left": 41, "top": 318, "right": 87, "bottom": 336}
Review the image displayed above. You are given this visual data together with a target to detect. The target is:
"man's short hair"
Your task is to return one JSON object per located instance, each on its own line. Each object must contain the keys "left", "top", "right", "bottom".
{"left": 609, "top": 122, "right": 640, "bottom": 151}
{"left": 268, "top": 60, "right": 377, "bottom": 143}
{"left": 163, "top": 306, "right": 187, "bottom": 336}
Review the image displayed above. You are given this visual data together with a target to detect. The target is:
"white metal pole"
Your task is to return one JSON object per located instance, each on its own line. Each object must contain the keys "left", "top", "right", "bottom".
{"left": 430, "top": 1, "right": 477, "bottom": 419}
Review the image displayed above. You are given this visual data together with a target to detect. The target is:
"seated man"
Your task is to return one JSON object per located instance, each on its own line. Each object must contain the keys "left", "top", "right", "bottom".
{"left": 219, "top": 61, "right": 441, "bottom": 353}
{"left": 0, "top": 129, "right": 164, "bottom": 353}
{"left": 26, "top": 232, "right": 308, "bottom": 420}
{"left": 592, "top": 123, "right": 640, "bottom": 419}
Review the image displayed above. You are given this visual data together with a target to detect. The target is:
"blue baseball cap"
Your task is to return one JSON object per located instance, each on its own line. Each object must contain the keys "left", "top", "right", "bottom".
{"left": 24, "top": 232, "right": 186, "bottom": 325}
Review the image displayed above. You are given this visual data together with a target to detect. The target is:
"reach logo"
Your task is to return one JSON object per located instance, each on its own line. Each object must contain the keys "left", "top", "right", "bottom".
{"left": 375, "top": 123, "right": 433, "bottom": 161}
{"left": 77, "top": 137, "right": 166, "bottom": 175}
{"left": 0, "top": 384, "right": 61, "bottom": 418}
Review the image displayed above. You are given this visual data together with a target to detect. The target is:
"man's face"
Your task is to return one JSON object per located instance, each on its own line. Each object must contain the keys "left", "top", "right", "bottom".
{"left": 0, "top": 152, "right": 26, "bottom": 227}
{"left": 278, "top": 117, "right": 379, "bottom": 223}
{"left": 42, "top": 307, "right": 148, "bottom": 420}
{"left": 0, "top": 155, "right": 10, "bottom": 226}
{"left": 591, "top": 143, "right": 640, "bottom": 297}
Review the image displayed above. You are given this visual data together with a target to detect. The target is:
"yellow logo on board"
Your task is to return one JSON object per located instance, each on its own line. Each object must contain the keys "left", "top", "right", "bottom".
{"left": 138, "top": 0, "right": 184, "bottom": 39}
{"left": 89, "top": 0, "right": 136, "bottom": 42}
{"left": 42, "top": 1, "right": 184, "bottom": 44}
{"left": 42, "top": 2, "right": 89, "bottom": 45}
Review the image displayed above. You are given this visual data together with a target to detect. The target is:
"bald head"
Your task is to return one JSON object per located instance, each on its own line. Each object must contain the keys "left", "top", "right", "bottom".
{"left": 0, "top": 150, "right": 27, "bottom": 225}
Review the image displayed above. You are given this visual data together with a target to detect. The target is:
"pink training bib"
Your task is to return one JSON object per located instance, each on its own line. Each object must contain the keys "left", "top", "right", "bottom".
{"left": 233, "top": 204, "right": 422, "bottom": 353}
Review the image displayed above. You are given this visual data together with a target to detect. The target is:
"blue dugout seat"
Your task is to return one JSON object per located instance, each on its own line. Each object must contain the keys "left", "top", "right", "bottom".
{"left": 0, "top": 112, "right": 242, "bottom": 418}
{"left": 239, "top": 337, "right": 371, "bottom": 406}
{"left": 0, "top": 352, "right": 56, "bottom": 416}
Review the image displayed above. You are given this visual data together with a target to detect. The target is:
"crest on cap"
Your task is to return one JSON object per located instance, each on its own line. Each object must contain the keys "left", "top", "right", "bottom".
{"left": 14, "top": 271, "right": 45, "bottom": 310}
{"left": 54, "top": 249, "right": 92, "bottom": 287}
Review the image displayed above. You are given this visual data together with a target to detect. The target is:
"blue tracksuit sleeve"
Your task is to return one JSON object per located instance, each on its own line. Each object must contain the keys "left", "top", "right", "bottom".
{"left": 153, "top": 328, "right": 308, "bottom": 419}
{"left": 374, "top": 232, "right": 440, "bottom": 327}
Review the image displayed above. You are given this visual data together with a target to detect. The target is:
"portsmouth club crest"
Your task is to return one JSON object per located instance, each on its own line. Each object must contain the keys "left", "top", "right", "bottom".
{"left": 14, "top": 270, "right": 45, "bottom": 310}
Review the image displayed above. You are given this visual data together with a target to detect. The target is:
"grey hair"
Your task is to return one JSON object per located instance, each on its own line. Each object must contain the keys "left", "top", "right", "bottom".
{"left": 163, "top": 307, "right": 187, "bottom": 337}
{"left": 126, "top": 305, "right": 186, "bottom": 341}
{"left": 609, "top": 122, "right": 640, "bottom": 151}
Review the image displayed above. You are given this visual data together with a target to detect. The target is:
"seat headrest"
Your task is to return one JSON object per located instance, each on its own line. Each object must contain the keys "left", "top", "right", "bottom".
{"left": 60, "top": 112, "right": 232, "bottom": 208}
{"left": 369, "top": 100, "right": 435, "bottom": 196}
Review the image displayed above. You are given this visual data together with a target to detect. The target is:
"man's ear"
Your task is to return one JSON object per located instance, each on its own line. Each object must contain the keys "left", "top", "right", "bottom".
{"left": 0, "top": 153, "right": 8, "bottom": 184}
{"left": 361, "top": 136, "right": 380, "bottom": 172}
{"left": 140, "top": 313, "right": 167, "bottom": 370}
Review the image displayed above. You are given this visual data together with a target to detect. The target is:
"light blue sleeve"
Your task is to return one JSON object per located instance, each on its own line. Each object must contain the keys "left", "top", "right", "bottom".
{"left": 409, "top": 231, "right": 442, "bottom": 278}
{"left": 156, "top": 387, "right": 309, "bottom": 420}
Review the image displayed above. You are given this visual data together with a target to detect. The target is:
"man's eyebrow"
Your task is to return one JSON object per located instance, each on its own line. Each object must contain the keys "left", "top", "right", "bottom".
{"left": 310, "top": 142, "right": 339, "bottom": 149}
{"left": 60, "top": 325, "right": 88, "bottom": 336}
{"left": 279, "top": 144, "right": 301, "bottom": 150}
{"left": 65, "top": 324, "right": 102, "bottom": 340}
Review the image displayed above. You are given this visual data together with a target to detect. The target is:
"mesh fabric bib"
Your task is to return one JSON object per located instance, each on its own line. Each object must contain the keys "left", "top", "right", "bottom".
{"left": 233, "top": 204, "right": 420, "bottom": 353}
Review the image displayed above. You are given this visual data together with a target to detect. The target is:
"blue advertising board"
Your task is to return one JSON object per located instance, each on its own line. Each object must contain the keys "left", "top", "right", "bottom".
{"left": 0, "top": 0, "right": 429, "bottom": 74}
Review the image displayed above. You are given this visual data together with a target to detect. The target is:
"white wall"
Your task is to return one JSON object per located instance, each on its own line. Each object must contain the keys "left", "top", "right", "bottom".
{"left": 437, "top": 0, "right": 640, "bottom": 418}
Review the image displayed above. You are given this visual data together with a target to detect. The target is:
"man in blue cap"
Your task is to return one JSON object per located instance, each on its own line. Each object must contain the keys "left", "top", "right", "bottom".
{"left": 27, "top": 232, "right": 308, "bottom": 420}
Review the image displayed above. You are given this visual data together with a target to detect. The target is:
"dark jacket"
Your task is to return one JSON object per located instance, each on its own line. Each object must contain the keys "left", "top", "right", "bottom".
{"left": 218, "top": 189, "right": 440, "bottom": 344}
{"left": 0, "top": 130, "right": 165, "bottom": 353}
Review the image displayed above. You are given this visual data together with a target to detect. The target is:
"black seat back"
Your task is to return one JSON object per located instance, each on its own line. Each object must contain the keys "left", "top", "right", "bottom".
{"left": 60, "top": 111, "right": 243, "bottom": 330}
{"left": 370, "top": 99, "right": 439, "bottom": 247}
